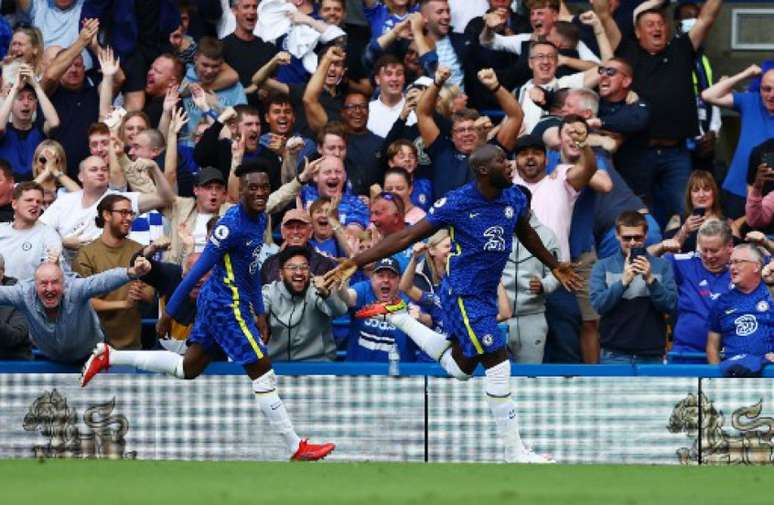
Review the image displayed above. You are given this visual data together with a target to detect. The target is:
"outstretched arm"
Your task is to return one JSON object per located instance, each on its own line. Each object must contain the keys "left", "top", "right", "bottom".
{"left": 478, "top": 68, "right": 523, "bottom": 152}
{"left": 303, "top": 47, "right": 344, "bottom": 134}
{"left": 701, "top": 64, "right": 761, "bottom": 109}
{"left": 591, "top": 0, "right": 621, "bottom": 51}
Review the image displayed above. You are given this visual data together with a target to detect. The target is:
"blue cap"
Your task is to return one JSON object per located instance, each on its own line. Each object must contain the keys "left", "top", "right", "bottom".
{"left": 373, "top": 257, "right": 401, "bottom": 275}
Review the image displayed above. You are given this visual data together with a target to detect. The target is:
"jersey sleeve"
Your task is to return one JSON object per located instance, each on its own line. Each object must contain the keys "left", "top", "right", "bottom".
{"left": 351, "top": 281, "right": 371, "bottom": 310}
{"left": 166, "top": 215, "right": 238, "bottom": 319}
{"left": 426, "top": 193, "right": 457, "bottom": 228}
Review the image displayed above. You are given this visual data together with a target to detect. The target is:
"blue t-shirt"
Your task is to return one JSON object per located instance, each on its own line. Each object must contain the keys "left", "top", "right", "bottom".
{"left": 299, "top": 185, "right": 370, "bottom": 229}
{"left": 708, "top": 281, "right": 774, "bottom": 357}
{"left": 167, "top": 203, "right": 267, "bottom": 318}
{"left": 310, "top": 236, "right": 344, "bottom": 259}
{"left": 363, "top": 2, "right": 419, "bottom": 39}
{"left": 546, "top": 150, "right": 607, "bottom": 259}
{"left": 669, "top": 253, "right": 732, "bottom": 352}
{"left": 425, "top": 182, "right": 526, "bottom": 297}
{"left": 723, "top": 92, "right": 774, "bottom": 197}
{"left": 0, "top": 124, "right": 46, "bottom": 179}
{"left": 411, "top": 177, "right": 433, "bottom": 211}
{"left": 346, "top": 281, "right": 417, "bottom": 362}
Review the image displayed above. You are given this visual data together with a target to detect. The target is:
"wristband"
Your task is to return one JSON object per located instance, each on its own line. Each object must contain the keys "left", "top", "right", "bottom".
{"left": 295, "top": 174, "right": 305, "bottom": 185}
{"left": 491, "top": 83, "right": 501, "bottom": 93}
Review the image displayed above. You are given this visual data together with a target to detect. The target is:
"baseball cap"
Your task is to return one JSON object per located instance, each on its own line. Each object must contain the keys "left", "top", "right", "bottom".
{"left": 513, "top": 134, "right": 545, "bottom": 155}
{"left": 281, "top": 208, "right": 312, "bottom": 226}
{"left": 197, "top": 167, "right": 226, "bottom": 186}
{"left": 373, "top": 257, "right": 401, "bottom": 275}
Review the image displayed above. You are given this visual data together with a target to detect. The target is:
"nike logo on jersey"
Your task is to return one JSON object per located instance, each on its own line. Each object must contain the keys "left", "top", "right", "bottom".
{"left": 724, "top": 308, "right": 737, "bottom": 315}
{"left": 469, "top": 212, "right": 480, "bottom": 219}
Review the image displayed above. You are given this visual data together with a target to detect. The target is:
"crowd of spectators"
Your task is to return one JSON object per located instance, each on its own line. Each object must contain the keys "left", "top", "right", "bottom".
{"left": 0, "top": 0, "right": 772, "bottom": 373}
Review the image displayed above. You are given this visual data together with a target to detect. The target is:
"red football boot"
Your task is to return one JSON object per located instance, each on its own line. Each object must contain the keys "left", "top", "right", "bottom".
{"left": 290, "top": 439, "right": 336, "bottom": 461}
{"left": 354, "top": 298, "right": 407, "bottom": 319}
{"left": 81, "top": 343, "right": 111, "bottom": 387}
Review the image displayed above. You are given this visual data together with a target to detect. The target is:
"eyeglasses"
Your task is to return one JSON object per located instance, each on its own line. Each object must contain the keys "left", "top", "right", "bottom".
{"left": 452, "top": 126, "right": 477, "bottom": 134}
{"left": 283, "top": 264, "right": 310, "bottom": 272}
{"left": 729, "top": 259, "right": 758, "bottom": 266}
{"left": 343, "top": 103, "right": 368, "bottom": 111}
{"left": 597, "top": 66, "right": 621, "bottom": 77}
{"left": 620, "top": 234, "right": 644, "bottom": 242}
{"left": 110, "top": 209, "right": 136, "bottom": 218}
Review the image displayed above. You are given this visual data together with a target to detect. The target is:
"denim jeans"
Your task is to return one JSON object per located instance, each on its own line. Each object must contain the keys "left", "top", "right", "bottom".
{"left": 543, "top": 288, "right": 581, "bottom": 363}
{"left": 600, "top": 348, "right": 664, "bottom": 365}
{"left": 643, "top": 145, "right": 693, "bottom": 228}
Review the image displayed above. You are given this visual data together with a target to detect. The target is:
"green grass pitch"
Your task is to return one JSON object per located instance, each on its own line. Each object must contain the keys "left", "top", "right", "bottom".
{"left": 2, "top": 460, "right": 771, "bottom": 505}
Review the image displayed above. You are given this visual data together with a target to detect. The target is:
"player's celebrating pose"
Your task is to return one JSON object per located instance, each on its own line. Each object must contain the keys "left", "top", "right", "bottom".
{"left": 81, "top": 159, "right": 335, "bottom": 461}
{"left": 324, "top": 144, "right": 581, "bottom": 463}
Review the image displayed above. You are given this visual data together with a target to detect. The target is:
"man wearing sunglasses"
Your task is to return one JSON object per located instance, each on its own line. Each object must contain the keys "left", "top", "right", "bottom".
{"left": 72, "top": 194, "right": 154, "bottom": 350}
{"left": 590, "top": 210, "right": 676, "bottom": 364}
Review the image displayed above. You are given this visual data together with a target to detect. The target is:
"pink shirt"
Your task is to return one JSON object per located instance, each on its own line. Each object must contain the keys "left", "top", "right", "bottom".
{"left": 745, "top": 186, "right": 774, "bottom": 229}
{"left": 513, "top": 164, "right": 580, "bottom": 261}
{"left": 404, "top": 206, "right": 427, "bottom": 226}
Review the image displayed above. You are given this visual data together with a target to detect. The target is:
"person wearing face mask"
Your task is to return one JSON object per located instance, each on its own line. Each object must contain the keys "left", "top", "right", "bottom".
{"left": 673, "top": 2, "right": 721, "bottom": 174}
{"left": 261, "top": 245, "right": 348, "bottom": 361}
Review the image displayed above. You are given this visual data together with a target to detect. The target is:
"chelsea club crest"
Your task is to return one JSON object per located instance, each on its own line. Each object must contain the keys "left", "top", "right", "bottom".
{"left": 756, "top": 300, "right": 769, "bottom": 313}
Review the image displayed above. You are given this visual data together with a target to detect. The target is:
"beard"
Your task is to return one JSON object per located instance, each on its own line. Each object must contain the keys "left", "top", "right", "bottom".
{"left": 283, "top": 279, "right": 309, "bottom": 298}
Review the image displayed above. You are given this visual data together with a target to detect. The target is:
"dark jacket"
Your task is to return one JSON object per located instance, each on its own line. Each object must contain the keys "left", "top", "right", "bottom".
{"left": 0, "top": 276, "right": 31, "bottom": 360}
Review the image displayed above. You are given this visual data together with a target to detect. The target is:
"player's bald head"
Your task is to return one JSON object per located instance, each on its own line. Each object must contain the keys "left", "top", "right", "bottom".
{"left": 469, "top": 144, "right": 505, "bottom": 175}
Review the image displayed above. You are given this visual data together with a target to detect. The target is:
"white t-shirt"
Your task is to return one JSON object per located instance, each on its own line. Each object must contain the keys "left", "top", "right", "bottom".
{"left": 518, "top": 73, "right": 585, "bottom": 134}
{"left": 449, "top": 0, "right": 488, "bottom": 33}
{"left": 193, "top": 212, "right": 215, "bottom": 253}
{"left": 0, "top": 221, "right": 63, "bottom": 280}
{"left": 367, "top": 96, "right": 417, "bottom": 138}
{"left": 39, "top": 189, "right": 140, "bottom": 244}
{"left": 512, "top": 164, "right": 579, "bottom": 261}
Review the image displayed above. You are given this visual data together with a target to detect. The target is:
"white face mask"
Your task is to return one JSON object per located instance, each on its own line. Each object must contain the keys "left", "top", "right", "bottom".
{"left": 680, "top": 18, "right": 697, "bottom": 33}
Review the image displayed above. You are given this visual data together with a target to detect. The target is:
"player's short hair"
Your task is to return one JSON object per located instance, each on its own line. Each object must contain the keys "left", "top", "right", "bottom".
{"left": 615, "top": 211, "right": 648, "bottom": 233}
{"left": 697, "top": 218, "right": 733, "bottom": 245}
{"left": 469, "top": 143, "right": 504, "bottom": 175}
{"left": 317, "top": 122, "right": 348, "bottom": 145}
{"left": 197, "top": 36, "right": 224, "bottom": 61}
{"left": 12, "top": 181, "right": 43, "bottom": 201}
{"left": 138, "top": 128, "right": 165, "bottom": 150}
{"left": 279, "top": 245, "right": 311, "bottom": 268}
{"left": 234, "top": 158, "right": 273, "bottom": 180}
{"left": 0, "top": 159, "right": 13, "bottom": 181}
{"left": 95, "top": 194, "right": 132, "bottom": 228}
{"left": 88, "top": 122, "right": 110, "bottom": 138}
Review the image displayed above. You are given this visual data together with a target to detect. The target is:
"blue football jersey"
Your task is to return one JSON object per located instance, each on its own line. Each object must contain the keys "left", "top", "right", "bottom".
{"left": 425, "top": 182, "right": 527, "bottom": 297}
{"left": 167, "top": 204, "right": 267, "bottom": 318}
{"left": 708, "top": 282, "right": 774, "bottom": 357}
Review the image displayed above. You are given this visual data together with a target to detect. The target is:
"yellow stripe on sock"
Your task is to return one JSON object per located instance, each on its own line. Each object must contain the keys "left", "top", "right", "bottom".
{"left": 224, "top": 253, "right": 264, "bottom": 360}
{"left": 457, "top": 297, "right": 484, "bottom": 355}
